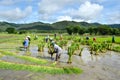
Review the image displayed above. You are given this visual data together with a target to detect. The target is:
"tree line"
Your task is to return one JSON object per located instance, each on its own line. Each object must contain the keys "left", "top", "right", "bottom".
{"left": 66, "top": 25, "right": 120, "bottom": 35}
{"left": 3, "top": 27, "right": 66, "bottom": 34}
{"left": 2, "top": 25, "right": 120, "bottom": 35}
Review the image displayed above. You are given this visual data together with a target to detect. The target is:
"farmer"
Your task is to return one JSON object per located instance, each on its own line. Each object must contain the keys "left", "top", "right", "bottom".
{"left": 34, "top": 35, "right": 38, "bottom": 40}
{"left": 86, "top": 36, "right": 89, "bottom": 40}
{"left": 93, "top": 37, "right": 96, "bottom": 42}
{"left": 112, "top": 36, "right": 115, "bottom": 43}
{"left": 60, "top": 34, "right": 63, "bottom": 40}
{"left": 49, "top": 38, "right": 52, "bottom": 42}
{"left": 27, "top": 36, "right": 31, "bottom": 47}
{"left": 50, "top": 42, "right": 63, "bottom": 61}
{"left": 23, "top": 37, "right": 29, "bottom": 50}
{"left": 45, "top": 35, "right": 49, "bottom": 43}
{"left": 54, "top": 33, "right": 57, "bottom": 39}
{"left": 112, "top": 35, "right": 115, "bottom": 43}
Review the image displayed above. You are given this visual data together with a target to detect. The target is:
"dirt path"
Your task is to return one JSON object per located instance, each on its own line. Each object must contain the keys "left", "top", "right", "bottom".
{"left": 0, "top": 47, "right": 120, "bottom": 80}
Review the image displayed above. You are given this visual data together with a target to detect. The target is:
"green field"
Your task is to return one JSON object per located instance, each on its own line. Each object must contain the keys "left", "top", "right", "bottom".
{"left": 0, "top": 33, "right": 120, "bottom": 74}
{"left": 0, "top": 33, "right": 83, "bottom": 74}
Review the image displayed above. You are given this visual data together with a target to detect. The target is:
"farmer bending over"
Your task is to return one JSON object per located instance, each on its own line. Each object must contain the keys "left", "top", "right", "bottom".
{"left": 51, "top": 42, "right": 63, "bottom": 61}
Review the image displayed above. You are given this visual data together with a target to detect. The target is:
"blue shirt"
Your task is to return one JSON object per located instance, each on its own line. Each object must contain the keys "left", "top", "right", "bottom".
{"left": 23, "top": 39, "right": 29, "bottom": 47}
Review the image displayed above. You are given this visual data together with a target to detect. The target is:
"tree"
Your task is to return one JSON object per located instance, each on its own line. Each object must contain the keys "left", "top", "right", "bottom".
{"left": 72, "top": 26, "right": 80, "bottom": 34}
{"left": 93, "top": 27, "right": 98, "bottom": 35}
{"left": 88, "top": 27, "right": 94, "bottom": 35}
{"left": 66, "top": 26, "right": 73, "bottom": 35}
{"left": 78, "top": 27, "right": 85, "bottom": 35}
{"left": 97, "top": 25, "right": 111, "bottom": 35}
{"left": 6, "top": 27, "right": 16, "bottom": 34}
{"left": 0, "top": 29, "right": 3, "bottom": 32}
{"left": 111, "top": 28, "right": 120, "bottom": 35}
{"left": 19, "top": 30, "right": 27, "bottom": 34}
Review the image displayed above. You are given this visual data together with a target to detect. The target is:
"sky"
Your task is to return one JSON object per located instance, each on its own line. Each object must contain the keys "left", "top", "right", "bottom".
{"left": 0, "top": 0, "right": 119, "bottom": 24}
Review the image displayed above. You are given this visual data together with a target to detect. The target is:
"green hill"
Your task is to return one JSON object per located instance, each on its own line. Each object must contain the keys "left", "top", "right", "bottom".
{"left": 0, "top": 21, "right": 119, "bottom": 31}
{"left": 0, "top": 22, "right": 19, "bottom": 31}
{"left": 18, "top": 22, "right": 54, "bottom": 30}
{"left": 52, "top": 21, "right": 102, "bottom": 29}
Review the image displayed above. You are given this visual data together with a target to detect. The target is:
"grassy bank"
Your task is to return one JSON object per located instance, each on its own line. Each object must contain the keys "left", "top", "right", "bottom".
{"left": 0, "top": 50, "right": 83, "bottom": 74}
{"left": 0, "top": 60, "right": 83, "bottom": 74}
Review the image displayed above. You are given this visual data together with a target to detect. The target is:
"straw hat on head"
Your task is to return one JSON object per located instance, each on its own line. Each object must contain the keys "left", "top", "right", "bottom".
{"left": 27, "top": 36, "right": 30, "bottom": 38}
{"left": 25, "top": 37, "right": 28, "bottom": 40}
{"left": 50, "top": 41, "right": 55, "bottom": 46}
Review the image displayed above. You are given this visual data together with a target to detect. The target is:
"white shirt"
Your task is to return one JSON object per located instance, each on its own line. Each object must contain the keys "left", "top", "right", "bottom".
{"left": 54, "top": 44, "right": 62, "bottom": 54}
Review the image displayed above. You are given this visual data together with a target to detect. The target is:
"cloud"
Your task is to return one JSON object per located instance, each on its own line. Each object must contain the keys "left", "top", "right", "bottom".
{"left": 69, "top": 1, "right": 103, "bottom": 21}
{"left": 0, "top": 6, "right": 32, "bottom": 21}
{"left": 0, "top": 0, "right": 34, "bottom": 6}
{"left": 0, "top": 0, "right": 15, "bottom": 5}
{"left": 38, "top": 0, "right": 103, "bottom": 23}
{"left": 38, "top": 0, "right": 74, "bottom": 14}
{"left": 90, "top": 0, "right": 106, "bottom": 3}
{"left": 38, "top": 0, "right": 88, "bottom": 16}
{"left": 0, "top": 0, "right": 118, "bottom": 24}
{"left": 107, "top": 11, "right": 120, "bottom": 24}
{"left": 56, "top": 15, "right": 91, "bottom": 23}
{"left": 57, "top": 16, "right": 72, "bottom": 21}
{"left": 57, "top": 15, "right": 93, "bottom": 23}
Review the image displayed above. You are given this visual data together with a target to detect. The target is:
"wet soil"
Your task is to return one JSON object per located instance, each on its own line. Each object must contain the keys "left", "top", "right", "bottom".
{"left": 0, "top": 46, "right": 120, "bottom": 80}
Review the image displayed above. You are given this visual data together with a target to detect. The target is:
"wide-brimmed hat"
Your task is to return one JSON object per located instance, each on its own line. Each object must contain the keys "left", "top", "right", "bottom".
{"left": 50, "top": 41, "right": 55, "bottom": 46}
{"left": 27, "top": 36, "right": 30, "bottom": 38}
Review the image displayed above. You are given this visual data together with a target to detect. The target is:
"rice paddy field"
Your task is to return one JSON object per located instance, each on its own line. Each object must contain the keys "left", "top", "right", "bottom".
{"left": 0, "top": 33, "right": 120, "bottom": 80}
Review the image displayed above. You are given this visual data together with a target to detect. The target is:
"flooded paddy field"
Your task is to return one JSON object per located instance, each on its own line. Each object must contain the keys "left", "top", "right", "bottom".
{"left": 0, "top": 34, "right": 120, "bottom": 80}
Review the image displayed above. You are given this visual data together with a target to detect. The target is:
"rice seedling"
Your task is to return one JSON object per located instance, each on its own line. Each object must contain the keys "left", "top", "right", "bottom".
{"left": 75, "top": 43, "right": 80, "bottom": 50}
{"left": 89, "top": 40, "right": 113, "bottom": 55}
{"left": 63, "top": 67, "right": 83, "bottom": 74}
{"left": 0, "top": 60, "right": 83, "bottom": 74}
{"left": 90, "top": 43, "right": 101, "bottom": 55}
{"left": 73, "top": 37, "right": 81, "bottom": 43}
{"left": 0, "top": 50, "right": 48, "bottom": 65}
{"left": 90, "top": 43, "right": 94, "bottom": 54}
{"left": 79, "top": 48, "right": 83, "bottom": 56}
{"left": 0, "top": 53, "right": 4, "bottom": 58}
{"left": 66, "top": 36, "right": 72, "bottom": 40}
{"left": 16, "top": 56, "right": 48, "bottom": 65}
{"left": 67, "top": 46, "right": 75, "bottom": 63}
{"left": 48, "top": 44, "right": 55, "bottom": 59}
{"left": 106, "top": 43, "right": 112, "bottom": 50}
{"left": 80, "top": 40, "right": 86, "bottom": 45}
{"left": 112, "top": 46, "right": 120, "bottom": 52}
{"left": 0, "top": 50, "right": 15, "bottom": 56}
{"left": 38, "top": 43, "right": 45, "bottom": 52}
{"left": 57, "top": 40, "right": 68, "bottom": 48}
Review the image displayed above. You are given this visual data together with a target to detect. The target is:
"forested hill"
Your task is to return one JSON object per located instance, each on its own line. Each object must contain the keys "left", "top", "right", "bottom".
{"left": 108, "top": 24, "right": 120, "bottom": 28}
{"left": 52, "top": 21, "right": 103, "bottom": 29}
{"left": 0, "top": 21, "right": 120, "bottom": 31}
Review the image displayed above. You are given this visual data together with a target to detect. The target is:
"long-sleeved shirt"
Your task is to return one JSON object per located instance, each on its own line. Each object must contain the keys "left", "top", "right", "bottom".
{"left": 54, "top": 44, "right": 62, "bottom": 54}
{"left": 23, "top": 39, "right": 29, "bottom": 47}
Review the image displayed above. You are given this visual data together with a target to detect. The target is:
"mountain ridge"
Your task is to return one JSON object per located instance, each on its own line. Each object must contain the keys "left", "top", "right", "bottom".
{"left": 0, "top": 21, "right": 119, "bottom": 31}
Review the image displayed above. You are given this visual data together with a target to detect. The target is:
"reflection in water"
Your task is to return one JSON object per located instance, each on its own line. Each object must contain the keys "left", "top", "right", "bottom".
{"left": 73, "top": 48, "right": 120, "bottom": 67}
{"left": 81, "top": 48, "right": 91, "bottom": 63}
{"left": 79, "top": 48, "right": 102, "bottom": 63}
{"left": 18, "top": 46, "right": 120, "bottom": 69}
{"left": 29, "top": 46, "right": 39, "bottom": 57}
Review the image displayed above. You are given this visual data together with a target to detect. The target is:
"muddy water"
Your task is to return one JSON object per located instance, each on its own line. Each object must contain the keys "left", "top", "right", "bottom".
{"left": 0, "top": 46, "right": 120, "bottom": 80}
{"left": 29, "top": 46, "right": 39, "bottom": 57}
{"left": 72, "top": 48, "right": 120, "bottom": 67}
{"left": 18, "top": 46, "right": 120, "bottom": 68}
{"left": 73, "top": 48, "right": 104, "bottom": 64}
{"left": 7, "top": 46, "right": 120, "bottom": 71}
{"left": 96, "top": 51, "right": 120, "bottom": 69}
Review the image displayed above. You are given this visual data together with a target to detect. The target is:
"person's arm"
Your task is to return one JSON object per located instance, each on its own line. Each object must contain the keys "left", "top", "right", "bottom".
{"left": 54, "top": 46, "right": 58, "bottom": 53}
